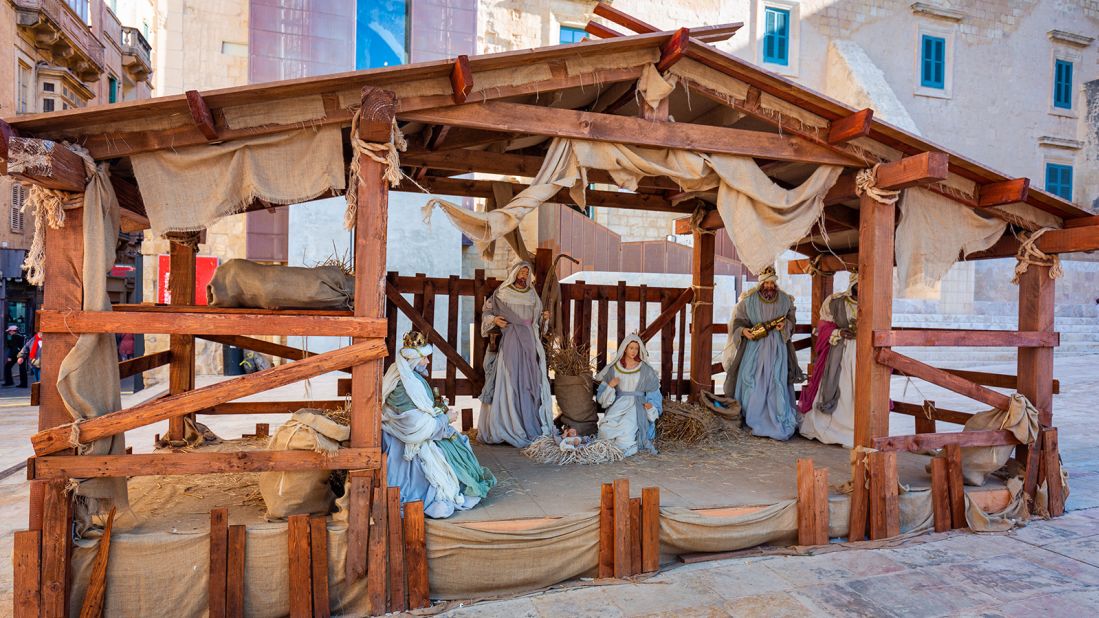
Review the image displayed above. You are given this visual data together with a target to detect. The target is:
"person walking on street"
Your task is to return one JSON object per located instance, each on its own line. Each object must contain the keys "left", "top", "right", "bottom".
{"left": 18, "top": 331, "right": 42, "bottom": 385}
{"left": 4, "top": 325, "right": 27, "bottom": 388}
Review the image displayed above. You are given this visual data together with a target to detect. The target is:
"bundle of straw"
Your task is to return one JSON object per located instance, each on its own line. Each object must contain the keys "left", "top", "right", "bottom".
{"left": 656, "top": 399, "right": 724, "bottom": 447}
{"left": 546, "top": 341, "right": 593, "bottom": 376}
{"left": 522, "top": 435, "right": 625, "bottom": 466}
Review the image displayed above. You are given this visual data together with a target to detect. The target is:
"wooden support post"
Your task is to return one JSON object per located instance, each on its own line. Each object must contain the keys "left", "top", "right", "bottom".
{"left": 209, "top": 508, "right": 229, "bottom": 618}
{"left": 386, "top": 488, "right": 406, "bottom": 613}
{"left": 167, "top": 239, "right": 197, "bottom": 442}
{"left": 366, "top": 486, "right": 388, "bottom": 616}
{"left": 13, "top": 530, "right": 41, "bottom": 618}
{"left": 640, "top": 487, "right": 660, "bottom": 574}
{"left": 384, "top": 272, "right": 398, "bottom": 371}
{"left": 596, "top": 293, "right": 609, "bottom": 369}
{"left": 638, "top": 284, "right": 648, "bottom": 331}
{"left": 41, "top": 480, "right": 72, "bottom": 618}
{"left": 848, "top": 456, "right": 869, "bottom": 542}
{"left": 598, "top": 483, "right": 614, "bottom": 578}
{"left": 616, "top": 280, "right": 627, "bottom": 344}
{"left": 1042, "top": 428, "right": 1065, "bottom": 517}
{"left": 310, "top": 516, "right": 330, "bottom": 618}
{"left": 930, "top": 457, "right": 951, "bottom": 533}
{"left": 914, "top": 400, "right": 937, "bottom": 434}
{"left": 854, "top": 191, "right": 895, "bottom": 448}
{"left": 868, "top": 451, "right": 899, "bottom": 540}
{"left": 797, "top": 459, "right": 829, "bottom": 545}
{"left": 689, "top": 228, "right": 715, "bottom": 401}
{"left": 226, "top": 525, "right": 246, "bottom": 618}
{"left": 808, "top": 272, "right": 833, "bottom": 370}
{"left": 461, "top": 408, "right": 473, "bottom": 432}
{"left": 446, "top": 275, "right": 460, "bottom": 403}
{"left": 287, "top": 515, "right": 313, "bottom": 618}
{"left": 403, "top": 501, "right": 429, "bottom": 610}
{"left": 1016, "top": 261, "right": 1055, "bottom": 508}
{"left": 473, "top": 269, "right": 486, "bottom": 374}
{"left": 944, "top": 443, "right": 966, "bottom": 530}
{"left": 814, "top": 467, "right": 830, "bottom": 543}
{"left": 39, "top": 209, "right": 83, "bottom": 432}
{"left": 659, "top": 292, "right": 675, "bottom": 396}
{"left": 628, "top": 498, "right": 642, "bottom": 576}
{"left": 612, "top": 478, "right": 630, "bottom": 578}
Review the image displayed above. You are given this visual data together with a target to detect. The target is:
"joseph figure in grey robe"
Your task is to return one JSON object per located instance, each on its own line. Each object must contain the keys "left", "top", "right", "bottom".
{"left": 477, "top": 262, "right": 555, "bottom": 447}
{"left": 721, "top": 268, "right": 805, "bottom": 441}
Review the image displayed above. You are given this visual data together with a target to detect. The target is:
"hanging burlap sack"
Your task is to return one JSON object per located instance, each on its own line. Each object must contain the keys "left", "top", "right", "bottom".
{"left": 259, "top": 410, "right": 350, "bottom": 520}
{"left": 555, "top": 374, "right": 598, "bottom": 436}
{"left": 960, "top": 394, "right": 1040, "bottom": 486}
{"left": 207, "top": 259, "right": 354, "bottom": 310}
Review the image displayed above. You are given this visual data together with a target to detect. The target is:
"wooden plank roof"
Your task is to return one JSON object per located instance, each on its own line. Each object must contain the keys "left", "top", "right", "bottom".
{"left": 2, "top": 29, "right": 1088, "bottom": 223}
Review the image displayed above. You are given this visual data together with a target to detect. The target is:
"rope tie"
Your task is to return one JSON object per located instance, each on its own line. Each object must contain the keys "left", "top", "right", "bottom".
{"left": 67, "top": 418, "right": 91, "bottom": 455}
{"left": 921, "top": 400, "right": 936, "bottom": 421}
{"left": 688, "top": 204, "right": 717, "bottom": 236}
{"left": 1012, "top": 227, "right": 1064, "bottom": 284}
{"left": 854, "top": 164, "right": 900, "bottom": 206}
{"left": 344, "top": 108, "right": 407, "bottom": 230}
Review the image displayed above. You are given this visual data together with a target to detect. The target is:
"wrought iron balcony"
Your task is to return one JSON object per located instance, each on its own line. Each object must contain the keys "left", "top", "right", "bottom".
{"left": 11, "top": 0, "right": 106, "bottom": 82}
{"left": 121, "top": 26, "right": 152, "bottom": 83}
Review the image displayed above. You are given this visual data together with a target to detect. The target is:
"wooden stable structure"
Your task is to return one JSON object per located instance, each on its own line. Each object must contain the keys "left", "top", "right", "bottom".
{"left": 4, "top": 3, "right": 1098, "bottom": 615}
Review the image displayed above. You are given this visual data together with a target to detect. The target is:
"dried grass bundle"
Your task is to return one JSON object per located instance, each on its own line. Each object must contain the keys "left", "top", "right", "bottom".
{"left": 522, "top": 435, "right": 625, "bottom": 465}
{"left": 321, "top": 401, "right": 352, "bottom": 427}
{"left": 547, "top": 341, "right": 593, "bottom": 377}
{"left": 314, "top": 242, "right": 353, "bottom": 275}
{"left": 656, "top": 399, "right": 725, "bottom": 447}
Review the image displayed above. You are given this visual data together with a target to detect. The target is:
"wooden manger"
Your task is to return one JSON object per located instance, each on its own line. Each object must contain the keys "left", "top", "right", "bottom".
{"left": 4, "top": 2, "right": 1098, "bottom": 613}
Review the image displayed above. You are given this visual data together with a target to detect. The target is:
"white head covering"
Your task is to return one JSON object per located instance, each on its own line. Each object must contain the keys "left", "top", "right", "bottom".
{"left": 501, "top": 260, "right": 535, "bottom": 292}
{"left": 758, "top": 265, "right": 778, "bottom": 284}
{"left": 596, "top": 333, "right": 649, "bottom": 382}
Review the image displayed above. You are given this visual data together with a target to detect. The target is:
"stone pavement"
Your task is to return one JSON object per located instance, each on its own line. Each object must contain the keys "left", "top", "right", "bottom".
{"left": 438, "top": 356, "right": 1099, "bottom": 618}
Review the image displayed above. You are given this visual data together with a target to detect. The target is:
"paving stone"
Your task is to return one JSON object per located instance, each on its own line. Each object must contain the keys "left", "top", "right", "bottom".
{"left": 788, "top": 583, "right": 893, "bottom": 617}
{"left": 761, "top": 549, "right": 908, "bottom": 587}
{"left": 933, "top": 553, "right": 1085, "bottom": 602}
{"left": 1020, "top": 546, "right": 1099, "bottom": 586}
{"left": 691, "top": 560, "right": 793, "bottom": 600}
{"left": 530, "top": 585, "right": 624, "bottom": 618}
{"left": 843, "top": 569, "right": 1001, "bottom": 618}
{"left": 989, "top": 589, "right": 1099, "bottom": 618}
{"left": 1007, "top": 511, "right": 1099, "bottom": 546}
{"left": 443, "top": 597, "right": 540, "bottom": 617}
{"left": 721, "top": 591, "right": 824, "bottom": 618}
{"left": 1038, "top": 534, "right": 1099, "bottom": 569}
{"left": 879, "top": 533, "right": 1024, "bottom": 568}
{"left": 606, "top": 579, "right": 726, "bottom": 616}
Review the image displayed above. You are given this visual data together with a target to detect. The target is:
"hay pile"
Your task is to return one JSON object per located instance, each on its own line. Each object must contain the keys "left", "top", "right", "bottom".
{"left": 523, "top": 435, "right": 625, "bottom": 466}
{"left": 656, "top": 399, "right": 728, "bottom": 447}
{"left": 546, "top": 341, "right": 592, "bottom": 376}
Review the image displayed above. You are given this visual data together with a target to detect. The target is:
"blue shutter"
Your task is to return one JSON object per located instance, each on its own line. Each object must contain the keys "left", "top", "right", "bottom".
{"left": 763, "top": 7, "right": 790, "bottom": 66}
{"left": 1045, "top": 163, "right": 1073, "bottom": 201}
{"left": 920, "top": 35, "right": 946, "bottom": 89}
{"left": 560, "top": 26, "right": 586, "bottom": 45}
{"left": 1054, "top": 60, "right": 1073, "bottom": 109}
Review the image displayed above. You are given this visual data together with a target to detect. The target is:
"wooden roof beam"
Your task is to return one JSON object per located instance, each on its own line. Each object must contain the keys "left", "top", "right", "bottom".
{"left": 399, "top": 177, "right": 681, "bottom": 213}
{"left": 358, "top": 87, "right": 398, "bottom": 141}
{"left": 400, "top": 102, "right": 864, "bottom": 166}
{"left": 827, "top": 108, "right": 873, "bottom": 145}
{"left": 590, "top": 2, "right": 743, "bottom": 43}
{"left": 0, "top": 120, "right": 18, "bottom": 176}
{"left": 657, "top": 28, "right": 690, "bottom": 72}
{"left": 5, "top": 136, "right": 87, "bottom": 192}
{"left": 585, "top": 22, "right": 627, "bottom": 39}
{"left": 450, "top": 55, "right": 473, "bottom": 105}
{"left": 977, "top": 178, "right": 1030, "bottom": 208}
{"left": 184, "top": 90, "right": 219, "bottom": 142}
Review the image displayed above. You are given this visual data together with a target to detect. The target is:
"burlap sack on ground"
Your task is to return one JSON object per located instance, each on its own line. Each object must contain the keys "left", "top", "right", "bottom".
{"left": 207, "top": 259, "right": 354, "bottom": 310}
{"left": 960, "top": 394, "right": 1040, "bottom": 486}
{"left": 259, "top": 411, "right": 350, "bottom": 519}
{"left": 555, "top": 374, "right": 598, "bottom": 435}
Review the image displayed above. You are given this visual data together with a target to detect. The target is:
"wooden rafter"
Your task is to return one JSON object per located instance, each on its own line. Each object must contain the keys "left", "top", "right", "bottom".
{"left": 31, "top": 340, "right": 388, "bottom": 456}
{"left": 185, "top": 90, "right": 219, "bottom": 141}
{"left": 586, "top": 22, "right": 626, "bottom": 39}
{"left": 827, "top": 108, "right": 874, "bottom": 144}
{"left": 399, "top": 177, "right": 681, "bottom": 213}
{"left": 591, "top": 2, "right": 742, "bottom": 43}
{"left": 977, "top": 178, "right": 1030, "bottom": 207}
{"left": 450, "top": 55, "right": 473, "bottom": 104}
{"left": 400, "top": 102, "right": 863, "bottom": 166}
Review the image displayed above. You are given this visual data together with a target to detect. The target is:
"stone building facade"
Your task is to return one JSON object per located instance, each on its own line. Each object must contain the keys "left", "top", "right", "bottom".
{"left": 1, "top": 0, "right": 155, "bottom": 334}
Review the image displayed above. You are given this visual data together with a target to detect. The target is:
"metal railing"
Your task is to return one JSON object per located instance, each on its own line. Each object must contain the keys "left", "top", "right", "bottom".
{"left": 12, "top": 0, "right": 105, "bottom": 70}
{"left": 121, "top": 26, "right": 152, "bottom": 68}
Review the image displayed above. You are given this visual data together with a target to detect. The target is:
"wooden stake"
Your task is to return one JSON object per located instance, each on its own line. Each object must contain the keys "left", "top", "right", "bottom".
{"left": 13, "top": 530, "right": 41, "bottom": 618}
{"left": 628, "top": 498, "right": 642, "bottom": 576}
{"left": 848, "top": 457, "right": 869, "bottom": 542}
{"left": 345, "top": 470, "right": 373, "bottom": 582}
{"left": 1043, "top": 428, "right": 1064, "bottom": 517}
{"left": 79, "top": 507, "right": 116, "bottom": 618}
{"left": 366, "top": 486, "right": 388, "bottom": 616}
{"left": 461, "top": 408, "right": 473, "bottom": 432}
{"left": 796, "top": 459, "right": 818, "bottom": 545}
{"left": 287, "top": 515, "right": 313, "bottom": 618}
{"left": 167, "top": 239, "right": 197, "bottom": 442}
{"left": 386, "top": 488, "right": 407, "bottom": 613}
{"left": 640, "top": 487, "right": 660, "bottom": 574}
{"left": 226, "top": 525, "right": 246, "bottom": 618}
{"left": 310, "top": 517, "right": 330, "bottom": 618}
{"left": 598, "top": 483, "right": 614, "bottom": 578}
{"left": 209, "top": 508, "right": 229, "bottom": 618}
{"left": 612, "top": 478, "right": 630, "bottom": 578}
{"left": 944, "top": 444, "right": 966, "bottom": 530}
{"left": 813, "top": 467, "right": 830, "bottom": 544}
{"left": 402, "top": 501, "right": 429, "bottom": 610}
{"left": 930, "top": 457, "right": 951, "bottom": 533}
{"left": 41, "top": 480, "right": 72, "bottom": 618}
{"left": 868, "top": 451, "right": 899, "bottom": 540}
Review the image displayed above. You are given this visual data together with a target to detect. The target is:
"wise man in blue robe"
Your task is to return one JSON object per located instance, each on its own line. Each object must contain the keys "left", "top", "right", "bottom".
{"left": 721, "top": 266, "right": 805, "bottom": 441}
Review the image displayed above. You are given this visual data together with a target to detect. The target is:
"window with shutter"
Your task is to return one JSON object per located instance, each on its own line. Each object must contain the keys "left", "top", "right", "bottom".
{"left": 920, "top": 35, "right": 946, "bottom": 89}
{"left": 1053, "top": 59, "right": 1073, "bottom": 110}
{"left": 1044, "top": 163, "right": 1073, "bottom": 201}
{"left": 10, "top": 184, "right": 26, "bottom": 233}
{"left": 762, "top": 7, "right": 790, "bottom": 66}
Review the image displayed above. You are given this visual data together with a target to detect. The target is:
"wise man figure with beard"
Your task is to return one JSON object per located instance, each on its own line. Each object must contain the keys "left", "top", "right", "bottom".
{"left": 721, "top": 266, "right": 805, "bottom": 441}
{"left": 478, "top": 261, "right": 555, "bottom": 447}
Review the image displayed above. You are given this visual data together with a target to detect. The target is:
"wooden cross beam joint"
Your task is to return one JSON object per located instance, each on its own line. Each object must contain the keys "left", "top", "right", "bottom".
{"left": 185, "top": 90, "right": 219, "bottom": 142}
{"left": 450, "top": 55, "right": 473, "bottom": 105}
{"left": 358, "top": 87, "right": 398, "bottom": 142}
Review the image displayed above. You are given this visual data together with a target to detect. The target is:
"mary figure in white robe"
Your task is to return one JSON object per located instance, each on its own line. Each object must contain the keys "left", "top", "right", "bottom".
{"left": 382, "top": 331, "right": 496, "bottom": 519}
{"left": 595, "top": 334, "right": 662, "bottom": 457}
{"left": 799, "top": 277, "right": 858, "bottom": 448}
{"left": 478, "top": 261, "right": 555, "bottom": 448}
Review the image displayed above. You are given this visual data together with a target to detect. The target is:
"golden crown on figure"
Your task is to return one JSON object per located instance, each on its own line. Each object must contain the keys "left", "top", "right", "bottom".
{"left": 402, "top": 330, "right": 429, "bottom": 350}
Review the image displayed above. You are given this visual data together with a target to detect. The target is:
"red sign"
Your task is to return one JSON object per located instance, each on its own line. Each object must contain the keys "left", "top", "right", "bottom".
{"left": 157, "top": 255, "right": 220, "bottom": 305}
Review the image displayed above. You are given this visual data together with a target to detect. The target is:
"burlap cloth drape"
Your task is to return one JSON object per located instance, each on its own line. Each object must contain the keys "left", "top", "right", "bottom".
{"left": 131, "top": 127, "right": 346, "bottom": 237}
{"left": 58, "top": 158, "right": 129, "bottom": 529}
